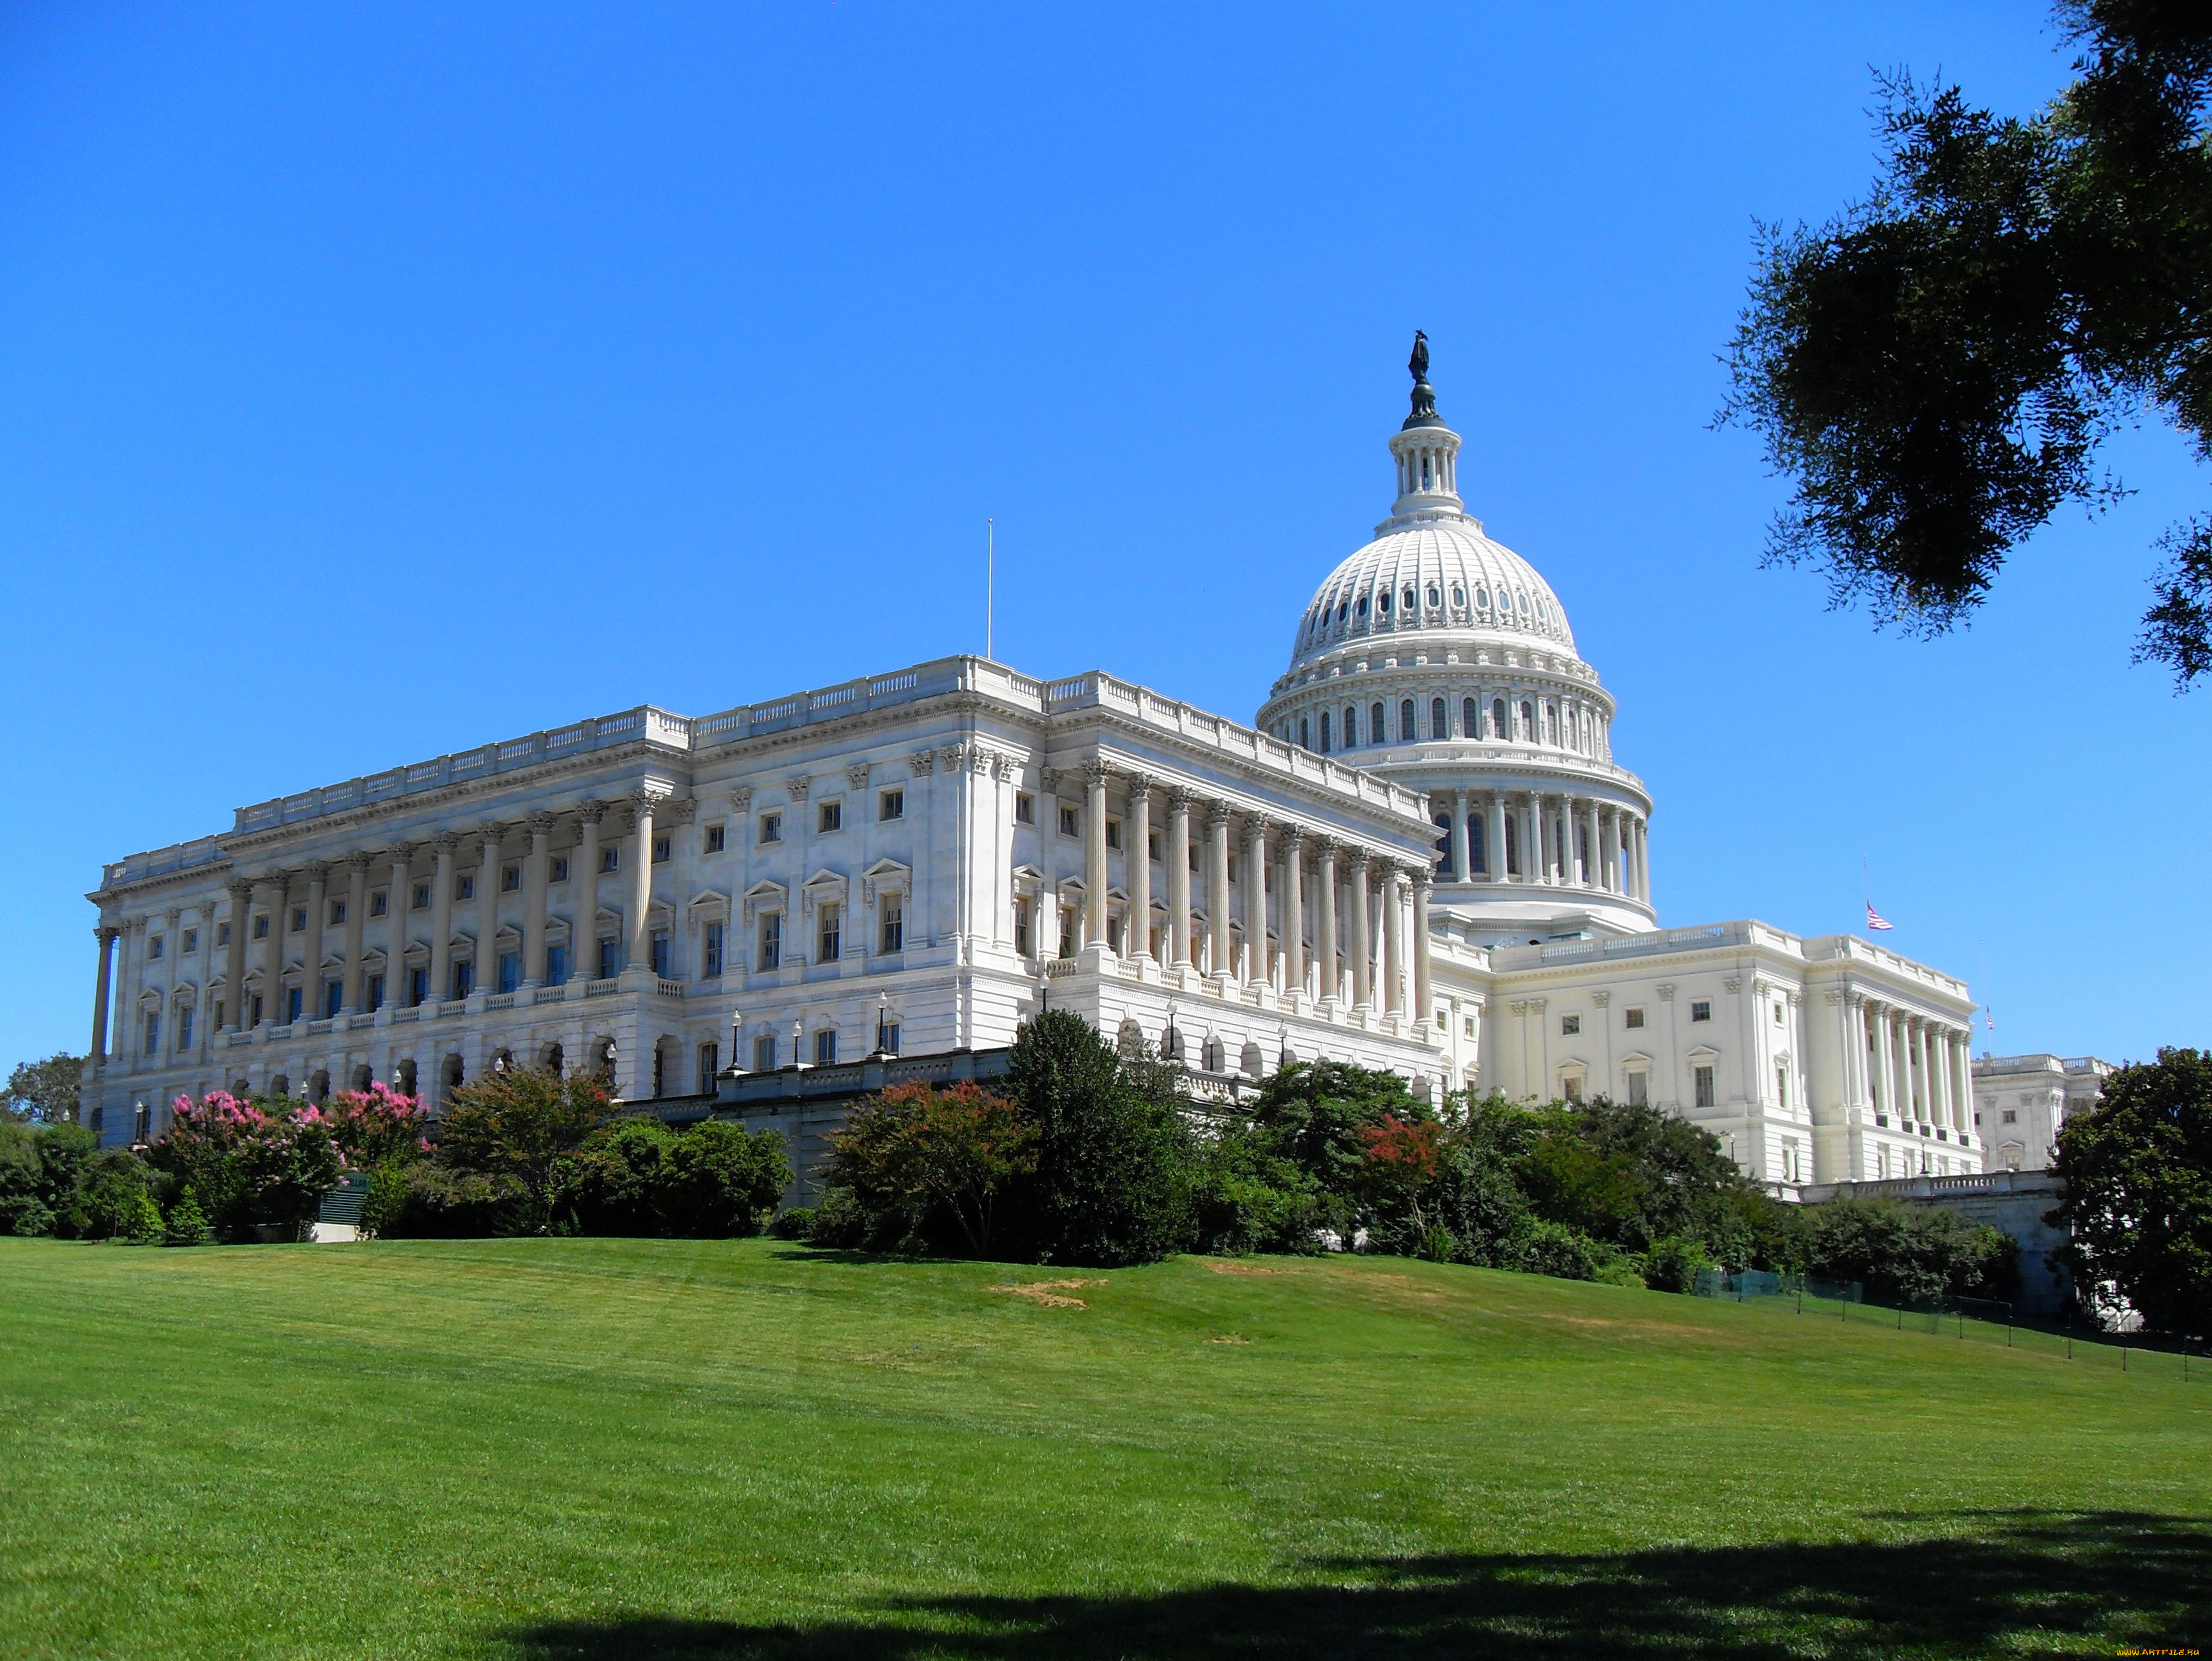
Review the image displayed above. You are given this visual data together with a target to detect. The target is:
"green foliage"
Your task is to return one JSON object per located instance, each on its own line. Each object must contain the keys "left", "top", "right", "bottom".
{"left": 1184, "top": 1131, "right": 1322, "bottom": 1256}
{"left": 77, "top": 1149, "right": 158, "bottom": 1241}
{"left": 436, "top": 1066, "right": 614, "bottom": 1228}
{"left": 1246, "top": 1059, "right": 1423, "bottom": 1204}
{"left": 162, "top": 1188, "right": 209, "bottom": 1247}
{"left": 1799, "top": 1199, "right": 2018, "bottom": 1306}
{"left": 1006, "top": 1010, "right": 1186, "bottom": 1266}
{"left": 1644, "top": 1234, "right": 1713, "bottom": 1294}
{"left": 0, "top": 1122, "right": 99, "bottom": 1238}
{"left": 769, "top": 1206, "right": 815, "bottom": 1240}
{"left": 1508, "top": 1217, "right": 1603, "bottom": 1282}
{"left": 119, "top": 1189, "right": 163, "bottom": 1247}
{"left": 827, "top": 1083, "right": 1036, "bottom": 1254}
{"left": 5, "top": 1052, "right": 84, "bottom": 1125}
{"left": 375, "top": 1164, "right": 528, "bottom": 1239}
{"left": 551, "top": 1117, "right": 790, "bottom": 1240}
{"left": 2053, "top": 1046, "right": 2212, "bottom": 1336}
{"left": 148, "top": 1094, "right": 341, "bottom": 1241}
{"left": 1722, "top": 6, "right": 2212, "bottom": 684}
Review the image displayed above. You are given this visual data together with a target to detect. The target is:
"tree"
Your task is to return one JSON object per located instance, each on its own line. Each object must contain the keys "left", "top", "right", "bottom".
{"left": 2052, "top": 1047, "right": 2212, "bottom": 1335}
{"left": 1006, "top": 1010, "right": 1186, "bottom": 1266}
{"left": 6, "top": 1053, "right": 84, "bottom": 1125}
{"left": 150, "top": 1093, "right": 342, "bottom": 1240}
{"left": 1722, "top": 4, "right": 2212, "bottom": 686}
{"left": 552, "top": 1117, "right": 790, "bottom": 1239}
{"left": 827, "top": 1082, "right": 1036, "bottom": 1254}
{"left": 436, "top": 1066, "right": 614, "bottom": 1228}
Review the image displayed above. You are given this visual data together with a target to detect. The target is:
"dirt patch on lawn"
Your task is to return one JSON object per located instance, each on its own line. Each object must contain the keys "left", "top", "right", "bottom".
{"left": 1204, "top": 1261, "right": 1283, "bottom": 1277}
{"left": 1207, "top": 1333, "right": 1252, "bottom": 1345}
{"left": 994, "top": 1278, "right": 1107, "bottom": 1308}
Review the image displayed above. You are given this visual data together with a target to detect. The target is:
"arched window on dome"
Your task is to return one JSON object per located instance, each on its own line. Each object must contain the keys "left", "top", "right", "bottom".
{"left": 1492, "top": 697, "right": 1507, "bottom": 739}
{"left": 1317, "top": 710, "right": 1331, "bottom": 752}
{"left": 1520, "top": 700, "right": 1534, "bottom": 741}
{"left": 1430, "top": 698, "right": 1446, "bottom": 740}
{"left": 1370, "top": 702, "right": 1385, "bottom": 746}
{"left": 1344, "top": 706, "right": 1358, "bottom": 746}
{"left": 1469, "top": 812, "right": 1487, "bottom": 876}
{"left": 1377, "top": 589, "right": 1391, "bottom": 616}
{"left": 1432, "top": 813, "right": 1453, "bottom": 877}
{"left": 1356, "top": 595, "right": 1369, "bottom": 619}
{"left": 1299, "top": 715, "right": 1310, "bottom": 751}
{"left": 1463, "top": 697, "right": 1478, "bottom": 738}
{"left": 1451, "top": 585, "right": 1465, "bottom": 607}
{"left": 1402, "top": 586, "right": 1416, "bottom": 612}
{"left": 1338, "top": 600, "right": 1349, "bottom": 623}
{"left": 1475, "top": 586, "right": 1490, "bottom": 611}
{"left": 1399, "top": 700, "right": 1415, "bottom": 742}
{"left": 1546, "top": 704, "right": 1559, "bottom": 746}
{"left": 1427, "top": 586, "right": 1441, "bottom": 609}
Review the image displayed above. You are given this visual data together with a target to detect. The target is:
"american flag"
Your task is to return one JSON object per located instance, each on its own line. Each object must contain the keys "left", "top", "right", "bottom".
{"left": 1865, "top": 903, "right": 1894, "bottom": 932}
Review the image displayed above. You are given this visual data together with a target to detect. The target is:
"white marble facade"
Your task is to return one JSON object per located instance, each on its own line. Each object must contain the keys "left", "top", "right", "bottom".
{"left": 82, "top": 354, "right": 1984, "bottom": 1193}
{"left": 1971, "top": 1053, "right": 2112, "bottom": 1172}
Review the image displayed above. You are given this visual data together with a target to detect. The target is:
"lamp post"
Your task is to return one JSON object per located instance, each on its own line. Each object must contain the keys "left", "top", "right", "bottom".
{"left": 874, "top": 990, "right": 891, "bottom": 1058}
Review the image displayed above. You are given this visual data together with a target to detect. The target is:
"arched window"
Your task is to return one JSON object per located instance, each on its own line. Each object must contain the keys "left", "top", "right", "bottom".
{"left": 1430, "top": 697, "right": 1446, "bottom": 739}
{"left": 1451, "top": 586, "right": 1465, "bottom": 607}
{"left": 1492, "top": 697, "right": 1508, "bottom": 738}
{"left": 1475, "top": 586, "right": 1490, "bottom": 610}
{"left": 1399, "top": 699, "right": 1416, "bottom": 741}
{"left": 1370, "top": 702, "right": 1385, "bottom": 745}
{"left": 1402, "top": 586, "right": 1416, "bottom": 611}
{"left": 1519, "top": 699, "right": 1534, "bottom": 739}
{"left": 1546, "top": 705, "right": 1558, "bottom": 745}
{"left": 1469, "top": 813, "right": 1487, "bottom": 875}
{"left": 1464, "top": 697, "right": 1478, "bottom": 737}
{"left": 1378, "top": 589, "right": 1391, "bottom": 615}
{"left": 1299, "top": 715, "right": 1310, "bottom": 750}
{"left": 1338, "top": 599, "right": 1349, "bottom": 621}
{"left": 1356, "top": 595, "right": 1369, "bottom": 618}
{"left": 1344, "top": 705, "right": 1359, "bottom": 745}
{"left": 1433, "top": 814, "right": 1453, "bottom": 876}
{"left": 1318, "top": 709, "right": 1331, "bottom": 752}
{"left": 1427, "top": 585, "right": 1441, "bottom": 609}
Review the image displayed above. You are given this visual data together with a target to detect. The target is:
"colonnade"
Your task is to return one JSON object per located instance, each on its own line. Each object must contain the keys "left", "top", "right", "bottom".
{"left": 1070, "top": 763, "right": 1435, "bottom": 1029}
{"left": 1432, "top": 786, "right": 1648, "bottom": 902}
{"left": 1847, "top": 994, "right": 1974, "bottom": 1142}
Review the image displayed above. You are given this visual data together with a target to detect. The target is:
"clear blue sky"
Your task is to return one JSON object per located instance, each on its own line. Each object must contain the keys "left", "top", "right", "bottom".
{"left": 2, "top": 3, "right": 2202, "bottom": 1073}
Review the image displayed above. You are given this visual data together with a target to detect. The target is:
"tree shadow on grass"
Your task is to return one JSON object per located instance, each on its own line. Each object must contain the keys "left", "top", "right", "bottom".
{"left": 497, "top": 1509, "right": 2208, "bottom": 1660}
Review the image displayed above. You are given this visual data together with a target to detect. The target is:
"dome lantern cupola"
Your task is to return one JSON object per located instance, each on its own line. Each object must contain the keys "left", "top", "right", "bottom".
{"left": 1390, "top": 330, "right": 1462, "bottom": 517}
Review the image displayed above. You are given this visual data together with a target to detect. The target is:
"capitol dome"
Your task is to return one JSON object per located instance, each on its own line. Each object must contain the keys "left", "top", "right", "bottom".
{"left": 1255, "top": 338, "right": 1656, "bottom": 945}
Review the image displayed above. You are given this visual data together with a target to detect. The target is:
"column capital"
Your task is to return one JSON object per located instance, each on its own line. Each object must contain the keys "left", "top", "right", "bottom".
{"left": 906, "top": 748, "right": 936, "bottom": 776}
{"left": 1280, "top": 823, "right": 1305, "bottom": 851}
{"left": 1085, "top": 757, "right": 1111, "bottom": 788}
{"left": 660, "top": 795, "right": 697, "bottom": 826}
{"left": 434, "top": 832, "right": 464, "bottom": 856}
{"left": 1244, "top": 812, "right": 1271, "bottom": 841}
{"left": 847, "top": 761, "right": 872, "bottom": 791}
{"left": 387, "top": 840, "right": 414, "bottom": 864}
{"left": 227, "top": 877, "right": 253, "bottom": 903}
{"left": 1312, "top": 833, "right": 1337, "bottom": 860}
{"left": 785, "top": 773, "right": 813, "bottom": 800}
{"left": 1208, "top": 799, "right": 1234, "bottom": 831}
{"left": 1167, "top": 786, "right": 1193, "bottom": 814}
{"left": 1125, "top": 772, "right": 1153, "bottom": 805}
{"left": 727, "top": 785, "right": 755, "bottom": 814}
{"left": 305, "top": 861, "right": 331, "bottom": 885}
{"left": 346, "top": 850, "right": 376, "bottom": 874}
{"left": 527, "top": 811, "right": 558, "bottom": 837}
{"left": 1656, "top": 982, "right": 1676, "bottom": 1000}
{"left": 1344, "top": 846, "right": 1370, "bottom": 873}
{"left": 575, "top": 798, "right": 609, "bottom": 826}
{"left": 257, "top": 869, "right": 290, "bottom": 894}
{"left": 93, "top": 922, "right": 117, "bottom": 944}
{"left": 479, "top": 820, "right": 508, "bottom": 845}
{"left": 1413, "top": 870, "right": 1434, "bottom": 897}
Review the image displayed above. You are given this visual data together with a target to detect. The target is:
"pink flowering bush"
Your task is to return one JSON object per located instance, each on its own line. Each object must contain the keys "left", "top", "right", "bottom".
{"left": 319, "top": 1082, "right": 431, "bottom": 1167}
{"left": 151, "top": 1091, "right": 342, "bottom": 1241}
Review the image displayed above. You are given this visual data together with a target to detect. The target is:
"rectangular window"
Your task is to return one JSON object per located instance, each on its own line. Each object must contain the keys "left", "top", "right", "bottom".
{"left": 549, "top": 856, "right": 569, "bottom": 884}
{"left": 142, "top": 1012, "right": 160, "bottom": 1056}
{"left": 704, "top": 824, "right": 726, "bottom": 854}
{"left": 697, "top": 1042, "right": 719, "bottom": 1094}
{"left": 601, "top": 846, "right": 619, "bottom": 872}
{"left": 330, "top": 900, "right": 347, "bottom": 926}
{"left": 1690, "top": 1000, "right": 1711, "bottom": 1022}
{"left": 1626, "top": 1071, "right": 1649, "bottom": 1107}
{"left": 1148, "top": 831, "right": 1160, "bottom": 862}
{"left": 1563, "top": 1075, "right": 1584, "bottom": 1104}
{"left": 176, "top": 1006, "right": 193, "bottom": 1050}
{"left": 499, "top": 952, "right": 520, "bottom": 994}
{"left": 250, "top": 994, "right": 264, "bottom": 1026}
{"left": 703, "top": 922, "right": 724, "bottom": 978}
{"left": 148, "top": 936, "right": 165, "bottom": 960}
{"left": 819, "top": 905, "right": 840, "bottom": 962}
{"left": 1058, "top": 804, "right": 1079, "bottom": 838}
{"left": 285, "top": 987, "right": 303, "bottom": 1024}
{"left": 759, "top": 812, "right": 782, "bottom": 844}
{"left": 253, "top": 915, "right": 269, "bottom": 940}
{"left": 543, "top": 946, "right": 565, "bottom": 988}
{"left": 651, "top": 835, "right": 670, "bottom": 864}
{"left": 408, "top": 967, "right": 427, "bottom": 1006}
{"left": 1015, "top": 898, "right": 1032, "bottom": 957}
{"left": 1105, "top": 819, "right": 1121, "bottom": 850}
{"left": 452, "top": 962, "right": 473, "bottom": 1000}
{"left": 457, "top": 876, "right": 475, "bottom": 902}
{"left": 1693, "top": 1065, "right": 1716, "bottom": 1109}
{"left": 218, "top": 922, "right": 231, "bottom": 946}
{"left": 754, "top": 1033, "right": 777, "bottom": 1072}
{"left": 1776, "top": 1065, "right": 1789, "bottom": 1107}
{"left": 1464, "top": 1015, "right": 1478, "bottom": 1037}
{"left": 181, "top": 929, "right": 198, "bottom": 954}
{"left": 503, "top": 865, "right": 521, "bottom": 892}
{"left": 413, "top": 882, "right": 431, "bottom": 910}
{"left": 759, "top": 913, "right": 781, "bottom": 971}
{"left": 879, "top": 789, "right": 904, "bottom": 821}
{"left": 2001, "top": 1109, "right": 2017, "bottom": 1123}
{"left": 1773, "top": 1001, "right": 1785, "bottom": 1024}
{"left": 1560, "top": 1013, "right": 1581, "bottom": 1036}
{"left": 649, "top": 932, "right": 669, "bottom": 978}
{"left": 291, "top": 907, "right": 307, "bottom": 933}
{"left": 814, "top": 1029, "right": 838, "bottom": 1065}
{"left": 370, "top": 891, "right": 388, "bottom": 918}
{"left": 324, "top": 980, "right": 343, "bottom": 1019}
{"left": 1015, "top": 793, "right": 1034, "bottom": 824}
{"left": 367, "top": 973, "right": 385, "bottom": 1010}
{"left": 598, "top": 939, "right": 619, "bottom": 982}
{"left": 879, "top": 896, "right": 904, "bottom": 954}
{"left": 818, "top": 801, "right": 842, "bottom": 833}
{"left": 880, "top": 1022, "right": 901, "bottom": 1056}
{"left": 1625, "top": 1006, "right": 1645, "bottom": 1029}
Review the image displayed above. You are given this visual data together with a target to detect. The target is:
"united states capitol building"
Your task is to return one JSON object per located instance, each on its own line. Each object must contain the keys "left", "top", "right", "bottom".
{"left": 82, "top": 347, "right": 1987, "bottom": 1192}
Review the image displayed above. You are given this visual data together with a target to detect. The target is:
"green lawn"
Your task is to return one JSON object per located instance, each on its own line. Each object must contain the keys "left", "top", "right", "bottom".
{"left": 1, "top": 1238, "right": 2205, "bottom": 1659}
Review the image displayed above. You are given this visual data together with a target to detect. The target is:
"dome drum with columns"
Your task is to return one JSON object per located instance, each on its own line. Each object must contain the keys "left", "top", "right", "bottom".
{"left": 1256, "top": 342, "right": 1656, "bottom": 946}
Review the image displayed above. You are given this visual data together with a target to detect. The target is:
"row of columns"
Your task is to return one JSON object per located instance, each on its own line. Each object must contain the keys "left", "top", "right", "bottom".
{"left": 1437, "top": 787, "right": 1649, "bottom": 900}
{"left": 91, "top": 793, "right": 670, "bottom": 1063}
{"left": 1072, "top": 764, "right": 1435, "bottom": 1028}
{"left": 1852, "top": 996, "right": 1973, "bottom": 1138}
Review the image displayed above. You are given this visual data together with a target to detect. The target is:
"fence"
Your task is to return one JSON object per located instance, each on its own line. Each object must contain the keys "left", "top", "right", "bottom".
{"left": 1693, "top": 1269, "right": 2204, "bottom": 1383}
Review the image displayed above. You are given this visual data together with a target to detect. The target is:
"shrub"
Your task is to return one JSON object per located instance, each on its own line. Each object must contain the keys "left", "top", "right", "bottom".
{"left": 1507, "top": 1217, "right": 1602, "bottom": 1282}
{"left": 1643, "top": 1234, "right": 1711, "bottom": 1293}
{"left": 437, "top": 1067, "right": 613, "bottom": 1230}
{"left": 149, "top": 1093, "right": 341, "bottom": 1240}
{"left": 78, "top": 1149, "right": 158, "bottom": 1240}
{"left": 120, "top": 1189, "right": 164, "bottom": 1246}
{"left": 320, "top": 1084, "right": 430, "bottom": 1167}
{"left": 828, "top": 1082, "right": 1035, "bottom": 1255}
{"left": 769, "top": 1206, "right": 816, "bottom": 1240}
{"left": 1800, "top": 1198, "right": 2018, "bottom": 1305}
{"left": 162, "top": 1188, "right": 210, "bottom": 1247}
{"left": 552, "top": 1117, "right": 791, "bottom": 1239}
{"left": 1185, "top": 1129, "right": 1322, "bottom": 1256}
{"left": 1006, "top": 1010, "right": 1186, "bottom": 1266}
{"left": 377, "top": 1164, "right": 528, "bottom": 1238}
{"left": 805, "top": 1186, "right": 877, "bottom": 1249}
